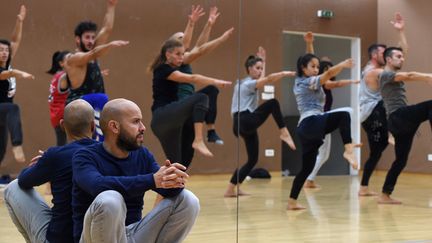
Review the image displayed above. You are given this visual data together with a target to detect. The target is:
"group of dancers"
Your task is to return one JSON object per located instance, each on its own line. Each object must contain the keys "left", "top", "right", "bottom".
{"left": 1, "top": 1, "right": 432, "bottom": 218}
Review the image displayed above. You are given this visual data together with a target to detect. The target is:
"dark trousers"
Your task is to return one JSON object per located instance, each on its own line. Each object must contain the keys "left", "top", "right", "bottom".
{"left": 151, "top": 93, "right": 208, "bottom": 168}
{"left": 290, "top": 111, "right": 352, "bottom": 199}
{"left": 230, "top": 99, "right": 285, "bottom": 185}
{"left": 360, "top": 101, "right": 389, "bottom": 186}
{"left": 0, "top": 103, "right": 23, "bottom": 163}
{"left": 197, "top": 85, "right": 219, "bottom": 125}
{"left": 382, "top": 100, "right": 432, "bottom": 194}
{"left": 54, "top": 125, "right": 67, "bottom": 146}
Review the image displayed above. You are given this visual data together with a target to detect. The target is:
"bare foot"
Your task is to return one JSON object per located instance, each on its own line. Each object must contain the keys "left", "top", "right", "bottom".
{"left": 223, "top": 189, "right": 250, "bottom": 197}
{"left": 388, "top": 133, "right": 395, "bottom": 146}
{"left": 280, "top": 129, "right": 296, "bottom": 150}
{"left": 12, "top": 146, "right": 25, "bottom": 163}
{"left": 304, "top": 180, "right": 320, "bottom": 189}
{"left": 287, "top": 198, "right": 306, "bottom": 210}
{"left": 224, "top": 192, "right": 237, "bottom": 198}
{"left": 237, "top": 188, "right": 250, "bottom": 196}
{"left": 343, "top": 143, "right": 361, "bottom": 169}
{"left": 378, "top": 193, "right": 402, "bottom": 204}
{"left": 192, "top": 140, "right": 214, "bottom": 157}
{"left": 358, "top": 186, "right": 378, "bottom": 196}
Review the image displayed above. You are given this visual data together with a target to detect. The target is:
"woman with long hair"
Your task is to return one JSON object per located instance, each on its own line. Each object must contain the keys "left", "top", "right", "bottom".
{"left": 224, "top": 47, "right": 296, "bottom": 197}
{"left": 149, "top": 39, "right": 230, "bottom": 168}
{"left": 0, "top": 5, "right": 34, "bottom": 184}
{"left": 287, "top": 53, "right": 360, "bottom": 210}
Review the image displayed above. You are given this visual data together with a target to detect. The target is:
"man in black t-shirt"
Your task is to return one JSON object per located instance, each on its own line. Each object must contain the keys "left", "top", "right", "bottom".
{"left": 64, "top": 0, "right": 128, "bottom": 141}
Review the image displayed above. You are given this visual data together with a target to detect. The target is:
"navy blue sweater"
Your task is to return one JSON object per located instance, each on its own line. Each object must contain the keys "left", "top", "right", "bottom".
{"left": 18, "top": 138, "right": 96, "bottom": 243}
{"left": 71, "top": 143, "right": 183, "bottom": 243}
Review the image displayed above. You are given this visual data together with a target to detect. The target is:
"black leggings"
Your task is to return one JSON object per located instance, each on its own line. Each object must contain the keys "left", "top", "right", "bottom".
{"left": 360, "top": 101, "right": 389, "bottom": 186}
{"left": 230, "top": 99, "right": 285, "bottom": 185}
{"left": 151, "top": 93, "right": 208, "bottom": 168}
{"left": 382, "top": 100, "right": 432, "bottom": 195}
{"left": 0, "top": 103, "right": 23, "bottom": 163}
{"left": 290, "top": 111, "right": 352, "bottom": 199}
{"left": 197, "top": 85, "right": 219, "bottom": 125}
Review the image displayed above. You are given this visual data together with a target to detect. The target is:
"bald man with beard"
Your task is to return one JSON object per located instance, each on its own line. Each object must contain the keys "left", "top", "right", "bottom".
{"left": 71, "top": 98, "right": 200, "bottom": 243}
{"left": 4, "top": 99, "right": 96, "bottom": 243}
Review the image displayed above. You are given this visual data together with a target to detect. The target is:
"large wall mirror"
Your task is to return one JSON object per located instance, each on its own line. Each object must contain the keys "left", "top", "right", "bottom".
{"left": 3, "top": 1, "right": 432, "bottom": 243}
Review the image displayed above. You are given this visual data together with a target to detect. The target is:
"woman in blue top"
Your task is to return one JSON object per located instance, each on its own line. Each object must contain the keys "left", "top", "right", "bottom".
{"left": 287, "top": 53, "right": 360, "bottom": 210}
{"left": 224, "top": 47, "right": 296, "bottom": 197}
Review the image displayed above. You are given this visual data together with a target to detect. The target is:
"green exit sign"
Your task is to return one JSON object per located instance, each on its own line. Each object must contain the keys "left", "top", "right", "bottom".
{"left": 317, "top": 10, "right": 334, "bottom": 18}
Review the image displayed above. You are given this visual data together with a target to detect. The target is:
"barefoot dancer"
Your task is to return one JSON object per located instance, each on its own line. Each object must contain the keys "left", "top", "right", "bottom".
{"left": 301, "top": 32, "right": 359, "bottom": 189}
{"left": 170, "top": 6, "right": 234, "bottom": 166}
{"left": 64, "top": 0, "right": 125, "bottom": 141}
{"left": 0, "top": 5, "right": 33, "bottom": 176}
{"left": 364, "top": 47, "right": 432, "bottom": 204}
{"left": 149, "top": 39, "right": 230, "bottom": 167}
{"left": 175, "top": 6, "right": 234, "bottom": 146}
{"left": 224, "top": 47, "right": 296, "bottom": 197}
{"left": 358, "top": 12, "right": 408, "bottom": 196}
{"left": 287, "top": 54, "right": 360, "bottom": 210}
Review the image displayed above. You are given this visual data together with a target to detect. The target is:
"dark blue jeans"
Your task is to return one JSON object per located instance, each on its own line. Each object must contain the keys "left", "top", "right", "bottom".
{"left": 290, "top": 111, "right": 352, "bottom": 199}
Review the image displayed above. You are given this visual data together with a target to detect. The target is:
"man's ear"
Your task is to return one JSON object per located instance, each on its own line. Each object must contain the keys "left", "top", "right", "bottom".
{"left": 59, "top": 119, "right": 65, "bottom": 131}
{"left": 108, "top": 120, "right": 120, "bottom": 134}
{"left": 75, "top": 36, "right": 81, "bottom": 47}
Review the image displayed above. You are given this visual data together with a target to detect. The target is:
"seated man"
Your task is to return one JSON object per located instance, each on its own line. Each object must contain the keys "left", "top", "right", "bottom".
{"left": 72, "top": 98, "right": 200, "bottom": 243}
{"left": 4, "top": 99, "right": 96, "bottom": 243}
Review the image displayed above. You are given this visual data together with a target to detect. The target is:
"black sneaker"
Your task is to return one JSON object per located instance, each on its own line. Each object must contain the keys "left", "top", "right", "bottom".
{"left": 207, "top": 130, "right": 224, "bottom": 145}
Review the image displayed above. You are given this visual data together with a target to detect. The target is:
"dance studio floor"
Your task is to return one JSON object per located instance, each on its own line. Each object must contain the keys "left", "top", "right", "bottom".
{"left": 1, "top": 171, "right": 432, "bottom": 243}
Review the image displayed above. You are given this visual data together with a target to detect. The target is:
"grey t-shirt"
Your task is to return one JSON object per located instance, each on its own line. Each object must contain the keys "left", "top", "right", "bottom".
{"left": 231, "top": 76, "right": 259, "bottom": 115}
{"left": 379, "top": 70, "right": 408, "bottom": 116}
{"left": 293, "top": 75, "right": 325, "bottom": 123}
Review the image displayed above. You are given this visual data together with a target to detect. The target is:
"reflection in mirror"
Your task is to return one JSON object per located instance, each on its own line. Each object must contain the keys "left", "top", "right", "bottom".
{"left": 0, "top": 1, "right": 241, "bottom": 242}
{"left": 237, "top": 0, "right": 432, "bottom": 242}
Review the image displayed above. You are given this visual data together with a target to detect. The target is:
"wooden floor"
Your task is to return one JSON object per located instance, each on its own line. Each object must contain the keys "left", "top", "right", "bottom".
{"left": 1, "top": 171, "right": 432, "bottom": 243}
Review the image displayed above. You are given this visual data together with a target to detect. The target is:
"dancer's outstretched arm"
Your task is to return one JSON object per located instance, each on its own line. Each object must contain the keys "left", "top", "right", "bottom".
{"left": 255, "top": 71, "right": 295, "bottom": 89}
{"left": 324, "top": 79, "right": 359, "bottom": 89}
{"left": 182, "top": 5, "right": 205, "bottom": 50}
{"left": 304, "top": 31, "right": 314, "bottom": 54}
{"left": 95, "top": 0, "right": 118, "bottom": 47}
{"left": 184, "top": 27, "right": 234, "bottom": 64}
{"left": 195, "top": 6, "right": 220, "bottom": 47}
{"left": 391, "top": 12, "right": 408, "bottom": 55}
{"left": 319, "top": 58, "right": 354, "bottom": 85}
{"left": 10, "top": 5, "right": 26, "bottom": 59}
{"left": 0, "top": 69, "right": 34, "bottom": 80}
{"left": 168, "top": 71, "right": 231, "bottom": 88}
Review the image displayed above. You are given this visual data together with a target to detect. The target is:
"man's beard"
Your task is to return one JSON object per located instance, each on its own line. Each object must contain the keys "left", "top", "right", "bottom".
{"left": 80, "top": 41, "right": 91, "bottom": 52}
{"left": 116, "top": 129, "right": 143, "bottom": 152}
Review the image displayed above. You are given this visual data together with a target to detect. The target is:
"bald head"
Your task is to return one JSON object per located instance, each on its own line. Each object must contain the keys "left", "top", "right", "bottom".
{"left": 63, "top": 99, "right": 94, "bottom": 138}
{"left": 100, "top": 98, "right": 141, "bottom": 135}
